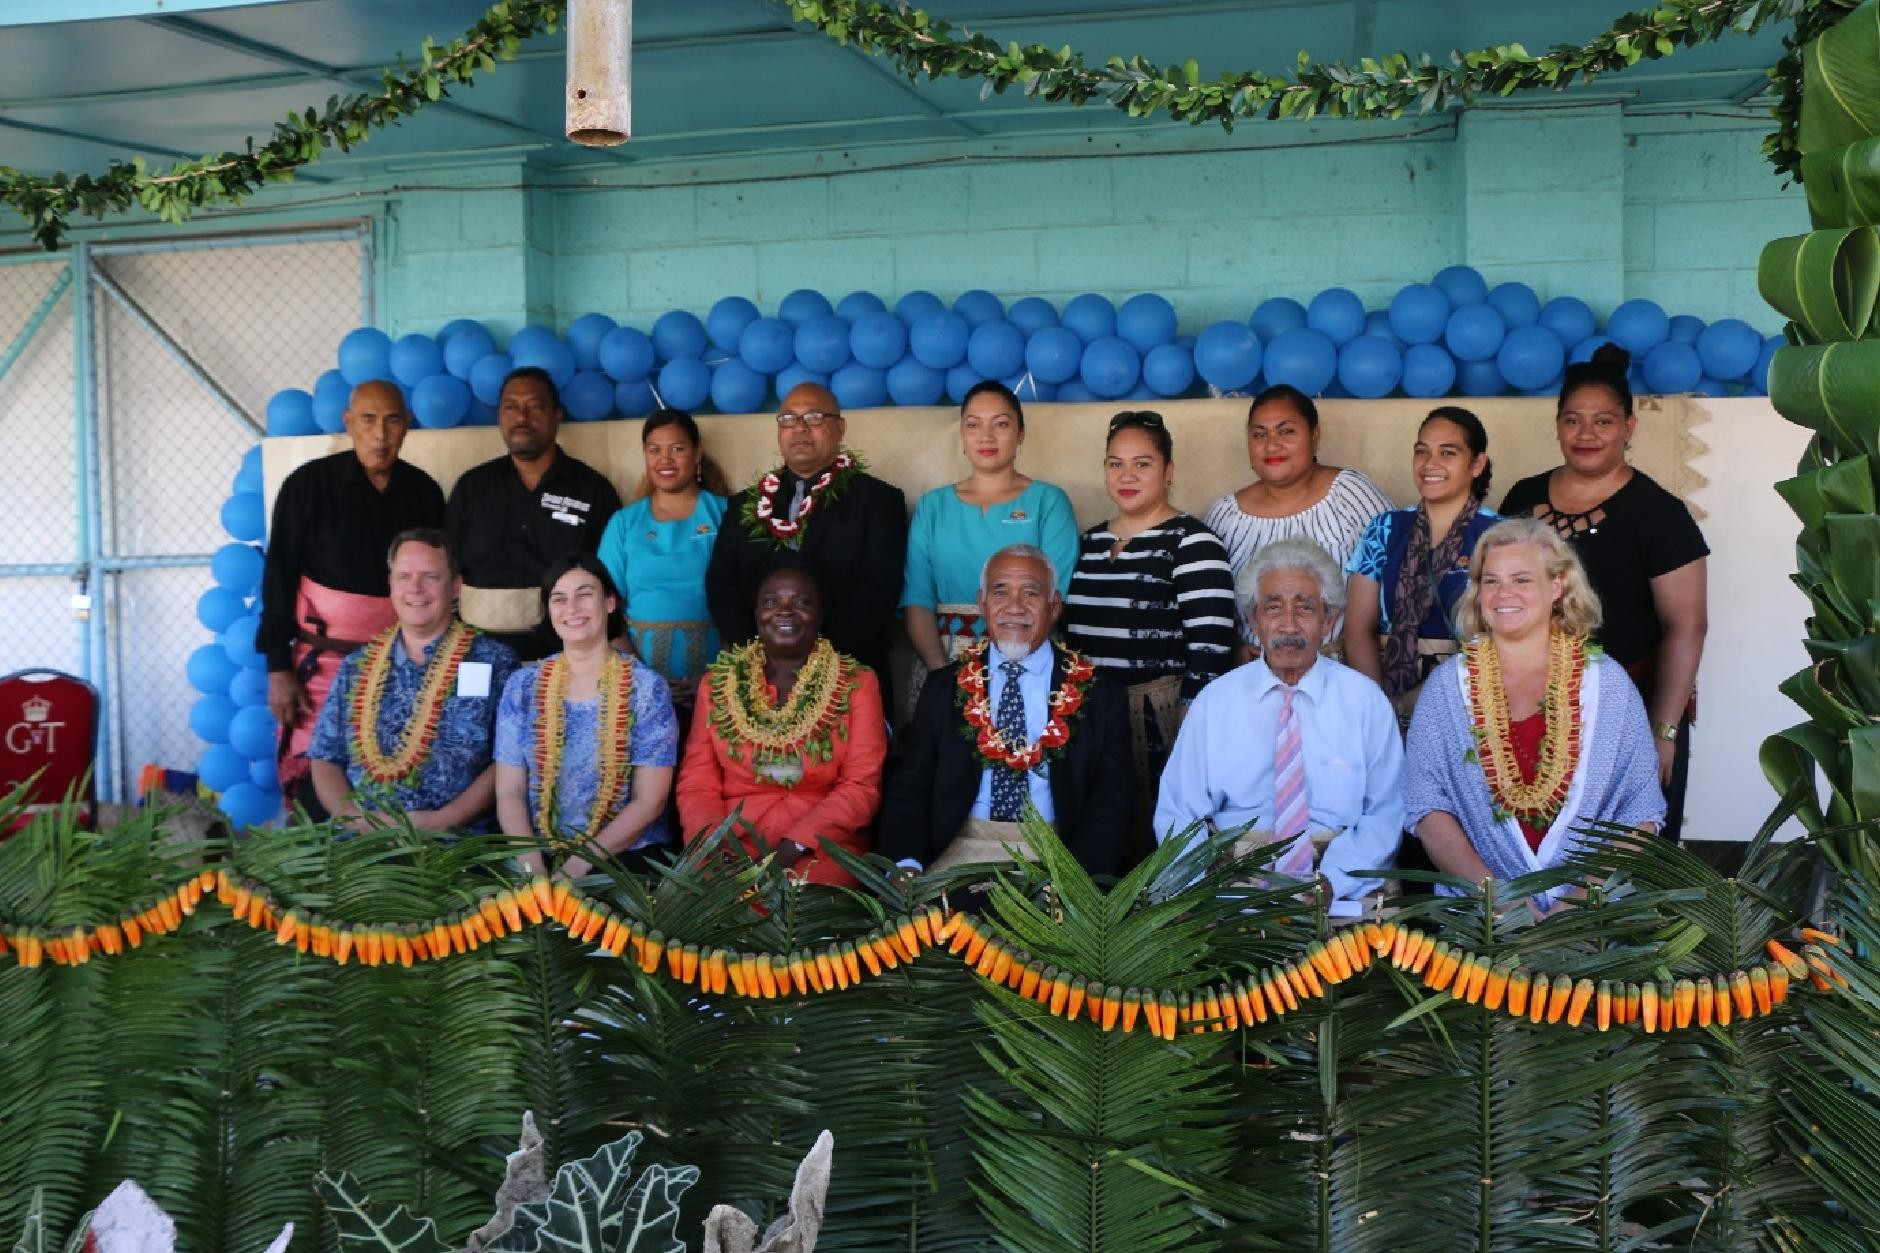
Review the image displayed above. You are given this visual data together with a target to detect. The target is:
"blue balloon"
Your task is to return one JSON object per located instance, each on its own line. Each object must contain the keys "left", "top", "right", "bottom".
{"left": 968, "top": 321, "right": 1026, "bottom": 380}
{"left": 1642, "top": 341, "right": 1702, "bottom": 394}
{"left": 835, "top": 291, "right": 887, "bottom": 322}
{"left": 614, "top": 378, "right": 658, "bottom": 418}
{"left": 187, "top": 643, "right": 240, "bottom": 696}
{"left": 468, "top": 401, "right": 499, "bottom": 427}
{"left": 1251, "top": 297, "right": 1308, "bottom": 343}
{"left": 895, "top": 290, "right": 945, "bottom": 328}
{"left": 774, "top": 364, "right": 830, "bottom": 399}
{"left": 1363, "top": 310, "right": 1402, "bottom": 348}
{"left": 411, "top": 373, "right": 473, "bottom": 428}
{"left": 1055, "top": 378, "right": 1096, "bottom": 404}
{"left": 707, "top": 297, "right": 761, "bottom": 352}
{"left": 652, "top": 310, "right": 709, "bottom": 361}
{"left": 1262, "top": 328, "right": 1338, "bottom": 396}
{"left": 887, "top": 357, "right": 946, "bottom": 406}
{"left": 190, "top": 693, "right": 237, "bottom": 745}
{"left": 1336, "top": 335, "right": 1403, "bottom": 399}
{"left": 1697, "top": 318, "right": 1762, "bottom": 380}
{"left": 1387, "top": 283, "right": 1450, "bottom": 346}
{"left": 211, "top": 542, "right": 264, "bottom": 595}
{"left": 1693, "top": 376, "right": 1730, "bottom": 398}
{"left": 337, "top": 327, "right": 392, "bottom": 385}
{"left": 656, "top": 358, "right": 711, "bottom": 411}
{"left": 443, "top": 327, "right": 495, "bottom": 380}
{"left": 510, "top": 327, "right": 576, "bottom": 387}
{"left": 831, "top": 362, "right": 888, "bottom": 409}
{"left": 1444, "top": 304, "right": 1506, "bottom": 363}
{"left": 220, "top": 613, "right": 263, "bottom": 667}
{"left": 779, "top": 289, "right": 833, "bottom": 328}
{"left": 469, "top": 352, "right": 515, "bottom": 406}
{"left": 566, "top": 313, "right": 617, "bottom": 371}
{"left": 1497, "top": 325, "right": 1567, "bottom": 391}
{"left": 849, "top": 312, "right": 907, "bottom": 370}
{"left": 1117, "top": 293, "right": 1179, "bottom": 353}
{"left": 709, "top": 360, "right": 768, "bottom": 414}
{"left": 228, "top": 665, "right": 270, "bottom": 708}
{"left": 944, "top": 363, "right": 981, "bottom": 404}
{"left": 1456, "top": 358, "right": 1507, "bottom": 396}
{"left": 436, "top": 318, "right": 484, "bottom": 346}
{"left": 1570, "top": 334, "right": 1617, "bottom": 365}
{"left": 1538, "top": 297, "right": 1597, "bottom": 348}
{"left": 232, "top": 445, "right": 263, "bottom": 496}
{"left": 1025, "top": 326, "right": 1085, "bottom": 386}
{"left": 795, "top": 314, "right": 853, "bottom": 373}
{"left": 311, "top": 371, "right": 349, "bottom": 433}
{"left": 1606, "top": 299, "right": 1669, "bottom": 356}
{"left": 1080, "top": 337, "right": 1140, "bottom": 400}
{"left": 250, "top": 756, "right": 279, "bottom": 790}
{"left": 562, "top": 370, "right": 615, "bottom": 421}
{"left": 1142, "top": 342, "right": 1195, "bottom": 398}
{"left": 1193, "top": 321, "right": 1263, "bottom": 391}
{"left": 198, "top": 743, "right": 249, "bottom": 793}
{"left": 1752, "top": 335, "right": 1782, "bottom": 392}
{"left": 598, "top": 327, "right": 656, "bottom": 383}
{"left": 1486, "top": 282, "right": 1541, "bottom": 329}
{"left": 1668, "top": 314, "right": 1706, "bottom": 345}
{"left": 1062, "top": 294, "right": 1117, "bottom": 345}
{"left": 221, "top": 492, "right": 265, "bottom": 542}
{"left": 265, "top": 388, "right": 316, "bottom": 437}
{"left": 954, "top": 289, "right": 1005, "bottom": 328}
{"left": 1008, "top": 297, "right": 1059, "bottom": 336}
{"left": 1432, "top": 265, "right": 1488, "bottom": 308}
{"left": 219, "top": 781, "right": 279, "bottom": 830}
{"left": 1401, "top": 343, "right": 1457, "bottom": 398}
{"left": 739, "top": 317, "right": 795, "bottom": 374}
{"left": 910, "top": 311, "right": 970, "bottom": 370}
{"left": 1307, "top": 287, "right": 1366, "bottom": 347}
{"left": 197, "top": 587, "right": 247, "bottom": 634}
{"left": 389, "top": 333, "right": 443, "bottom": 386}
{"left": 1009, "top": 373, "right": 1056, "bottom": 402}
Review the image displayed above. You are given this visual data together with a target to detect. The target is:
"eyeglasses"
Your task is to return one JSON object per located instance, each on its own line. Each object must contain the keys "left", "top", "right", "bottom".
{"left": 776, "top": 410, "right": 837, "bottom": 429}
{"left": 1108, "top": 410, "right": 1166, "bottom": 431}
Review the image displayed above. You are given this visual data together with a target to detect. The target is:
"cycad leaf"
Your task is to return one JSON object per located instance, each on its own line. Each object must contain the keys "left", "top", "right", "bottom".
{"left": 313, "top": 1171, "right": 451, "bottom": 1253}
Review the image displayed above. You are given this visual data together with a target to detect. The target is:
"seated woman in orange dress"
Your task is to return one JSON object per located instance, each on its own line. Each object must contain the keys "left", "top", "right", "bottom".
{"left": 677, "top": 567, "right": 886, "bottom": 886}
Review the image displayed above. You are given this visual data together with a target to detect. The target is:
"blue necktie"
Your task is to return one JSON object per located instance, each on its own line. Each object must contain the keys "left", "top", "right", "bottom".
{"left": 990, "top": 659, "right": 1028, "bottom": 821}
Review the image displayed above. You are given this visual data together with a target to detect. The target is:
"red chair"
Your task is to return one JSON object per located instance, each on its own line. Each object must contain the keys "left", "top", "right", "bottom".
{"left": 0, "top": 669, "right": 100, "bottom": 834}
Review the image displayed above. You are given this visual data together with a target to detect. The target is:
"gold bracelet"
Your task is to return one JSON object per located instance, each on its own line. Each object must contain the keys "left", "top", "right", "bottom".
{"left": 1651, "top": 720, "right": 1680, "bottom": 742}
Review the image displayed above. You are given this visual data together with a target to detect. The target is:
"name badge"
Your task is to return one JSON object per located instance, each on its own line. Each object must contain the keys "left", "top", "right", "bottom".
{"left": 457, "top": 661, "right": 492, "bottom": 698}
{"left": 551, "top": 510, "right": 581, "bottom": 526}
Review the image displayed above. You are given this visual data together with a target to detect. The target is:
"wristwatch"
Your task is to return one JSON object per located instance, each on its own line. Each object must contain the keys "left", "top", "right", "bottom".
{"left": 1651, "top": 720, "right": 1680, "bottom": 742}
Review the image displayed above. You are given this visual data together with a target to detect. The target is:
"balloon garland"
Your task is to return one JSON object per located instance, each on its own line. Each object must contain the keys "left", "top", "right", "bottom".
{"left": 0, "top": 868, "right": 1853, "bottom": 1040}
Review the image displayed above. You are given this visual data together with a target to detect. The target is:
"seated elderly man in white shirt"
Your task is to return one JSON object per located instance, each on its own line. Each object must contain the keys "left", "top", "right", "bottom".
{"left": 1154, "top": 536, "right": 1403, "bottom": 902}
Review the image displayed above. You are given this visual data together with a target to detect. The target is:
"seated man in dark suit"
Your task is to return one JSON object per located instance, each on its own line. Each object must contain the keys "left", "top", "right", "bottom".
{"left": 881, "top": 544, "right": 1135, "bottom": 877}
{"left": 706, "top": 381, "right": 907, "bottom": 705}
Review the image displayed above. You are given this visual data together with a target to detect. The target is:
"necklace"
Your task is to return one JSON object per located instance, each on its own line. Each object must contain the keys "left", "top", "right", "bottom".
{"left": 740, "top": 450, "right": 865, "bottom": 546}
{"left": 348, "top": 620, "right": 476, "bottom": 785}
{"left": 707, "top": 639, "right": 855, "bottom": 768}
{"left": 531, "top": 650, "right": 635, "bottom": 851}
{"left": 1464, "top": 631, "right": 1587, "bottom": 826}
{"left": 955, "top": 641, "right": 1096, "bottom": 773}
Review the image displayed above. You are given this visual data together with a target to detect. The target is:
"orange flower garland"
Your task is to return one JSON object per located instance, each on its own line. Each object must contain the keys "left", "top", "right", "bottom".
{"left": 1463, "top": 630, "right": 1587, "bottom": 826}
{"left": 531, "top": 650, "right": 635, "bottom": 852}
{"left": 955, "top": 641, "right": 1095, "bottom": 772}
{"left": 348, "top": 620, "right": 477, "bottom": 785}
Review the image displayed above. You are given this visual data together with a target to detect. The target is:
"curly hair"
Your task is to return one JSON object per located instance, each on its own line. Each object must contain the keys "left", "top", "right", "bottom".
{"left": 1453, "top": 517, "right": 1602, "bottom": 642}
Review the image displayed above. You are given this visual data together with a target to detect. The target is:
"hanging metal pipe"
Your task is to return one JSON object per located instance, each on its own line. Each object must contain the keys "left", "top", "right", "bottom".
{"left": 566, "top": 0, "right": 632, "bottom": 147}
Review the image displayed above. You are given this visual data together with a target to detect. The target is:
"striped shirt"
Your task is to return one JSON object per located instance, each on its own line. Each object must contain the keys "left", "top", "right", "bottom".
{"left": 1063, "top": 513, "right": 1237, "bottom": 700}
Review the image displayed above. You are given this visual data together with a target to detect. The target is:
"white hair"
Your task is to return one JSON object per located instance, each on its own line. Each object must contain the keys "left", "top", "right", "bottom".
{"left": 979, "top": 544, "right": 1060, "bottom": 596}
{"left": 1236, "top": 537, "right": 1345, "bottom": 620}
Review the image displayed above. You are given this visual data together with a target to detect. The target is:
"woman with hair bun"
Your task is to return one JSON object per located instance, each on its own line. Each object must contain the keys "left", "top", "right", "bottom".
{"left": 1343, "top": 406, "right": 1500, "bottom": 723}
{"left": 1498, "top": 344, "right": 1708, "bottom": 841}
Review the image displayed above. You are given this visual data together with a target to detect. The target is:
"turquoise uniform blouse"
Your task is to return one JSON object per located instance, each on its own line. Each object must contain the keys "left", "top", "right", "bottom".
{"left": 900, "top": 480, "right": 1080, "bottom": 625}
{"left": 596, "top": 491, "right": 727, "bottom": 683}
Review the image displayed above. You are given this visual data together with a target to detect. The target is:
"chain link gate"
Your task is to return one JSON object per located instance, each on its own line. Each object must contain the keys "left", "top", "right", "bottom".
{"left": 0, "top": 226, "right": 371, "bottom": 804}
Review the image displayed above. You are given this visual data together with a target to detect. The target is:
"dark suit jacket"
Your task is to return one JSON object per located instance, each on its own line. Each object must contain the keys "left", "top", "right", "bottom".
{"left": 705, "top": 468, "right": 907, "bottom": 689}
{"left": 879, "top": 652, "right": 1135, "bottom": 878}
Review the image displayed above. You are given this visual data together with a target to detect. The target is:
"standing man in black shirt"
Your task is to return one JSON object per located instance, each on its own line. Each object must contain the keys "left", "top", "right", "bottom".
{"left": 445, "top": 367, "right": 623, "bottom": 661}
{"left": 707, "top": 381, "right": 907, "bottom": 705}
{"left": 261, "top": 378, "right": 445, "bottom": 808}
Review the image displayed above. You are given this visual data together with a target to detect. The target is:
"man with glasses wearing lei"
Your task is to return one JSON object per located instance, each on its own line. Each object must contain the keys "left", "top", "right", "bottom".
{"left": 706, "top": 381, "right": 907, "bottom": 705}
{"left": 308, "top": 529, "right": 517, "bottom": 833}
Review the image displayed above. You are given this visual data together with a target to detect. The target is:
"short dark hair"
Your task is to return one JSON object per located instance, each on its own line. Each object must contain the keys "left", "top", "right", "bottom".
{"left": 538, "top": 551, "right": 624, "bottom": 640}
{"left": 501, "top": 366, "right": 562, "bottom": 411}
{"left": 385, "top": 527, "right": 458, "bottom": 578}
{"left": 1558, "top": 343, "right": 1633, "bottom": 418}
{"left": 1249, "top": 383, "right": 1318, "bottom": 430}
{"left": 1106, "top": 409, "right": 1172, "bottom": 461}
{"left": 961, "top": 379, "right": 1025, "bottom": 432}
{"left": 1420, "top": 406, "right": 1493, "bottom": 502}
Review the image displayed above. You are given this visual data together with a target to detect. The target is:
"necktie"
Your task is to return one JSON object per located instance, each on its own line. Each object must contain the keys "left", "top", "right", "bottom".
{"left": 786, "top": 475, "right": 807, "bottom": 522}
{"left": 1272, "top": 686, "right": 1316, "bottom": 877}
{"left": 990, "top": 659, "right": 1028, "bottom": 822}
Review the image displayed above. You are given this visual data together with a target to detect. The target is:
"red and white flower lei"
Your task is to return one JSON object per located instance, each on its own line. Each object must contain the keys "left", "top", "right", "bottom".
{"left": 955, "top": 640, "right": 1096, "bottom": 773}
{"left": 742, "top": 451, "right": 863, "bottom": 546}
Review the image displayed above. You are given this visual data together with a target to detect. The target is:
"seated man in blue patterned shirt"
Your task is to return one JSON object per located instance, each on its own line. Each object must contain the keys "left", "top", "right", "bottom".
{"left": 309, "top": 528, "right": 518, "bottom": 832}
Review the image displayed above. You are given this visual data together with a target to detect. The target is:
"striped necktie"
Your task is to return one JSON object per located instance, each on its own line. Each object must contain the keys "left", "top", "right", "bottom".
{"left": 990, "top": 659, "right": 1028, "bottom": 821}
{"left": 1272, "top": 686, "right": 1316, "bottom": 877}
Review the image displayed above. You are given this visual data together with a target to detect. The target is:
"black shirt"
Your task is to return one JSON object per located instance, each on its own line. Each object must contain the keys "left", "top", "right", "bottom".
{"left": 1500, "top": 469, "right": 1708, "bottom": 669}
{"left": 258, "top": 451, "right": 445, "bottom": 672}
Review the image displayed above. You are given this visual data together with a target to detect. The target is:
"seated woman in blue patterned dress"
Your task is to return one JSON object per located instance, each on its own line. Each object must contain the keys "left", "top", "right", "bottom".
{"left": 1343, "top": 406, "right": 1500, "bottom": 725}
{"left": 494, "top": 553, "right": 680, "bottom": 878}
